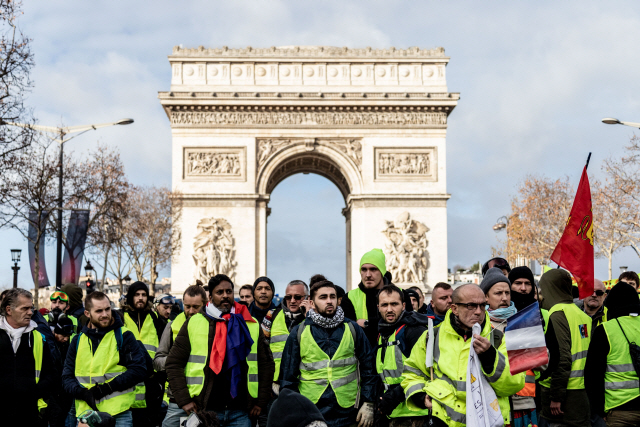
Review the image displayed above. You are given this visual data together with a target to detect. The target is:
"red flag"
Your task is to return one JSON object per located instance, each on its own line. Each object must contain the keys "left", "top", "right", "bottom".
{"left": 550, "top": 165, "right": 594, "bottom": 299}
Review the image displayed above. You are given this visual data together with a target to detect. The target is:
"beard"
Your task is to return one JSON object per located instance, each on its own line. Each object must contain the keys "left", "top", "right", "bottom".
{"left": 215, "top": 299, "right": 233, "bottom": 314}
{"left": 318, "top": 306, "right": 336, "bottom": 317}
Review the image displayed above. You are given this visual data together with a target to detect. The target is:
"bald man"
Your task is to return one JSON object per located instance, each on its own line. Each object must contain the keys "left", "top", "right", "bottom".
{"left": 581, "top": 279, "right": 607, "bottom": 330}
{"left": 402, "top": 284, "right": 524, "bottom": 426}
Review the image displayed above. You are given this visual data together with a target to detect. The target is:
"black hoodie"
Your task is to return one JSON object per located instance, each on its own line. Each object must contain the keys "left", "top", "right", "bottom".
{"left": 62, "top": 314, "right": 147, "bottom": 400}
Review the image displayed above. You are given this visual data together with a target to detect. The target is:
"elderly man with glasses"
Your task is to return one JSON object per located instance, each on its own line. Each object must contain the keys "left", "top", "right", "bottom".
{"left": 402, "top": 283, "right": 524, "bottom": 427}
{"left": 578, "top": 279, "right": 608, "bottom": 330}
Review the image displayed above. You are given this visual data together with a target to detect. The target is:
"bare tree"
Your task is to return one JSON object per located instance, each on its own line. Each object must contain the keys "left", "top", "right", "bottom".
{"left": 0, "top": 139, "right": 59, "bottom": 307}
{"left": 502, "top": 175, "right": 574, "bottom": 266}
{"left": 0, "top": 0, "right": 35, "bottom": 169}
{"left": 123, "top": 186, "right": 182, "bottom": 294}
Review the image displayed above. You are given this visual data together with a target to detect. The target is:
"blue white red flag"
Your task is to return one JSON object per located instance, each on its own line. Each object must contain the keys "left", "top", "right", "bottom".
{"left": 505, "top": 302, "right": 549, "bottom": 375}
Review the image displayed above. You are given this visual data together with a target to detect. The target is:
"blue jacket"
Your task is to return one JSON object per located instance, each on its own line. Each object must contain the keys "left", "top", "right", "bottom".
{"left": 280, "top": 316, "right": 378, "bottom": 427}
{"left": 62, "top": 315, "right": 147, "bottom": 399}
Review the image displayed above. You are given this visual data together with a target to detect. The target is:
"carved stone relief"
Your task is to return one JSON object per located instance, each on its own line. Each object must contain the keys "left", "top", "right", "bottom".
{"left": 383, "top": 212, "right": 430, "bottom": 286}
{"left": 375, "top": 147, "right": 436, "bottom": 181}
{"left": 256, "top": 138, "right": 362, "bottom": 172}
{"left": 193, "top": 217, "right": 237, "bottom": 284}
{"left": 183, "top": 147, "right": 245, "bottom": 181}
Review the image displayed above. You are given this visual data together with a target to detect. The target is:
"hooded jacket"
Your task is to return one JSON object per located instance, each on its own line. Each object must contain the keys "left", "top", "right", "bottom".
{"left": 62, "top": 314, "right": 147, "bottom": 401}
{"left": 280, "top": 314, "right": 378, "bottom": 427}
{"left": 538, "top": 269, "right": 590, "bottom": 427}
{"left": 0, "top": 317, "right": 54, "bottom": 426}
{"left": 124, "top": 281, "right": 166, "bottom": 343}
{"left": 340, "top": 282, "right": 382, "bottom": 347}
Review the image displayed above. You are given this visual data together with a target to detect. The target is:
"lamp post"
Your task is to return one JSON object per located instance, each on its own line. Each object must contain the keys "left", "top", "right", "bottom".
{"left": 122, "top": 274, "right": 131, "bottom": 295}
{"left": 84, "top": 260, "right": 94, "bottom": 280}
{"left": 3, "top": 119, "right": 134, "bottom": 289}
{"left": 620, "top": 266, "right": 628, "bottom": 274}
{"left": 602, "top": 118, "right": 640, "bottom": 129}
{"left": 11, "top": 249, "right": 21, "bottom": 289}
{"left": 493, "top": 216, "right": 509, "bottom": 232}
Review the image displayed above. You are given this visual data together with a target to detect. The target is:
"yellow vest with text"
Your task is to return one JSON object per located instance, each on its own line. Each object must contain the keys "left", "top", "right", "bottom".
{"left": 348, "top": 288, "right": 368, "bottom": 321}
{"left": 602, "top": 316, "right": 640, "bottom": 412}
{"left": 540, "top": 303, "right": 592, "bottom": 390}
{"left": 376, "top": 326, "right": 430, "bottom": 419}
{"left": 74, "top": 328, "right": 135, "bottom": 415}
{"left": 402, "top": 312, "right": 525, "bottom": 427}
{"left": 269, "top": 310, "right": 289, "bottom": 381}
{"left": 124, "top": 312, "right": 160, "bottom": 408}
{"left": 298, "top": 322, "right": 359, "bottom": 408}
{"left": 184, "top": 313, "right": 260, "bottom": 399}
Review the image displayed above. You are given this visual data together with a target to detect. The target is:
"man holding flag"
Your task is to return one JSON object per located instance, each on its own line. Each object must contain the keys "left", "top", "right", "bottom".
{"left": 538, "top": 269, "right": 592, "bottom": 427}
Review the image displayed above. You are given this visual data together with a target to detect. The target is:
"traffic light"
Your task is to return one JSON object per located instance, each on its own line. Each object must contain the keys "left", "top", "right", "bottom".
{"left": 86, "top": 279, "right": 96, "bottom": 295}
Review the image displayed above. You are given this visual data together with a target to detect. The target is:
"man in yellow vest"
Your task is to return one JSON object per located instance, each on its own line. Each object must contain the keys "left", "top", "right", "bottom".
{"left": 62, "top": 291, "right": 147, "bottom": 427}
{"left": 166, "top": 274, "right": 274, "bottom": 426}
{"left": 280, "top": 279, "right": 378, "bottom": 427}
{"left": 154, "top": 284, "right": 207, "bottom": 427}
{"left": 376, "top": 284, "right": 429, "bottom": 426}
{"left": 579, "top": 278, "right": 607, "bottom": 330}
{"left": 123, "top": 281, "right": 167, "bottom": 427}
{"left": 537, "top": 269, "right": 592, "bottom": 427}
{"left": 585, "top": 281, "right": 640, "bottom": 426}
{"left": 342, "top": 248, "right": 388, "bottom": 346}
{"left": 0, "top": 288, "right": 54, "bottom": 426}
{"left": 402, "top": 284, "right": 525, "bottom": 427}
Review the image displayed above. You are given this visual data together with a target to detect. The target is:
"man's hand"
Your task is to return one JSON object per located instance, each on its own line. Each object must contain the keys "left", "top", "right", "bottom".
{"left": 249, "top": 405, "right": 262, "bottom": 418}
{"left": 357, "top": 319, "right": 367, "bottom": 328}
{"left": 424, "top": 395, "right": 433, "bottom": 410}
{"left": 356, "top": 402, "right": 374, "bottom": 427}
{"left": 550, "top": 401, "right": 564, "bottom": 416}
{"left": 272, "top": 382, "right": 280, "bottom": 396}
{"left": 300, "top": 299, "right": 313, "bottom": 316}
{"left": 80, "top": 388, "right": 98, "bottom": 411}
{"left": 472, "top": 334, "right": 491, "bottom": 354}
{"left": 182, "top": 402, "right": 197, "bottom": 415}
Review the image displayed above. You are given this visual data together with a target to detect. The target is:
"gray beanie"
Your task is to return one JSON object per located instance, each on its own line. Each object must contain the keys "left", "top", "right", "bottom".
{"left": 480, "top": 267, "right": 511, "bottom": 294}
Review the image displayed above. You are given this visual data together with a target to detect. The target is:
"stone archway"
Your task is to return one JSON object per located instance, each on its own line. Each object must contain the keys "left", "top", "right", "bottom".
{"left": 160, "top": 45, "right": 459, "bottom": 295}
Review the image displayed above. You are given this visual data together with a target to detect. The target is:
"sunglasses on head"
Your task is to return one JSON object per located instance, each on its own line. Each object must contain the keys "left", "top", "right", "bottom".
{"left": 284, "top": 295, "right": 306, "bottom": 301}
{"left": 50, "top": 291, "right": 69, "bottom": 303}
{"left": 157, "top": 296, "right": 175, "bottom": 305}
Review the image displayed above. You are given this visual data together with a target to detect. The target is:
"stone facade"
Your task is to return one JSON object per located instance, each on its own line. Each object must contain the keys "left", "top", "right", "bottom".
{"left": 160, "top": 46, "right": 459, "bottom": 294}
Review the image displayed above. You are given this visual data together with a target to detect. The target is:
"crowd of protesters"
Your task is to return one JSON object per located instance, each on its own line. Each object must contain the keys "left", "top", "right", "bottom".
{"left": 1, "top": 250, "right": 640, "bottom": 427}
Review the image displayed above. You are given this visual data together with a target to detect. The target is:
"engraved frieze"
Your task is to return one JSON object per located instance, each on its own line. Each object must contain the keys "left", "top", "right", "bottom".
{"left": 375, "top": 148, "right": 436, "bottom": 181}
{"left": 383, "top": 212, "right": 430, "bottom": 286}
{"left": 193, "top": 217, "right": 237, "bottom": 283}
{"left": 256, "top": 138, "right": 362, "bottom": 171}
{"left": 183, "top": 147, "right": 245, "bottom": 181}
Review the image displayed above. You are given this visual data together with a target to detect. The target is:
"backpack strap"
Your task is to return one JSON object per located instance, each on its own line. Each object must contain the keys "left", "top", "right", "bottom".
{"left": 345, "top": 321, "right": 361, "bottom": 408}
{"left": 115, "top": 327, "right": 124, "bottom": 352}
{"left": 616, "top": 318, "right": 632, "bottom": 344}
{"left": 75, "top": 332, "right": 84, "bottom": 352}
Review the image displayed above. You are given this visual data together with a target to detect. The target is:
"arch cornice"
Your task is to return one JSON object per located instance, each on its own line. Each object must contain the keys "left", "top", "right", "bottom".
{"left": 256, "top": 138, "right": 364, "bottom": 200}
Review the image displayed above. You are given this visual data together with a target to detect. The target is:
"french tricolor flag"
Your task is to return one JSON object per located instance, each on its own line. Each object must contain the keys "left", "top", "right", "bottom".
{"left": 505, "top": 302, "right": 549, "bottom": 375}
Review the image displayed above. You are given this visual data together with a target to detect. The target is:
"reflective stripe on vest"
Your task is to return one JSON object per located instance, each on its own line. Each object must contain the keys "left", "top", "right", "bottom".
{"left": 33, "top": 331, "right": 47, "bottom": 411}
{"left": 299, "top": 322, "right": 359, "bottom": 408}
{"left": 270, "top": 310, "right": 289, "bottom": 381}
{"left": 348, "top": 288, "right": 368, "bottom": 321}
{"left": 124, "top": 312, "right": 160, "bottom": 408}
{"left": 185, "top": 313, "right": 260, "bottom": 399}
{"left": 377, "top": 326, "right": 429, "bottom": 419}
{"left": 516, "top": 370, "right": 536, "bottom": 397}
{"left": 540, "top": 303, "right": 591, "bottom": 390}
{"left": 602, "top": 316, "right": 640, "bottom": 412}
{"left": 74, "top": 327, "right": 135, "bottom": 416}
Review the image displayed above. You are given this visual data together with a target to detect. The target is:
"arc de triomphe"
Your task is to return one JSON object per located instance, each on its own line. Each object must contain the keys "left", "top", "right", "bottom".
{"left": 159, "top": 46, "right": 459, "bottom": 295}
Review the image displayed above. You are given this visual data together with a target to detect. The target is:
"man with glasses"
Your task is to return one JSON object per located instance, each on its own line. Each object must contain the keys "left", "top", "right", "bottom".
{"left": 155, "top": 294, "right": 175, "bottom": 323}
{"left": 481, "top": 257, "right": 511, "bottom": 276}
{"left": 579, "top": 279, "right": 607, "bottom": 330}
{"left": 402, "top": 284, "right": 524, "bottom": 427}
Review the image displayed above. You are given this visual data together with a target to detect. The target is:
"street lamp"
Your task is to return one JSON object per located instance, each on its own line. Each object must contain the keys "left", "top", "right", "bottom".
{"left": 10, "top": 249, "right": 21, "bottom": 289}
{"left": 493, "top": 216, "right": 509, "bottom": 232}
{"left": 84, "top": 260, "right": 94, "bottom": 279}
{"left": 3, "top": 118, "right": 134, "bottom": 288}
{"left": 620, "top": 266, "right": 628, "bottom": 274}
{"left": 602, "top": 118, "right": 640, "bottom": 129}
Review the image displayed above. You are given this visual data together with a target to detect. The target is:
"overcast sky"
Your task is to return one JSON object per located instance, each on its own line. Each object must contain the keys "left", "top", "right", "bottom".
{"left": 1, "top": 1, "right": 640, "bottom": 293}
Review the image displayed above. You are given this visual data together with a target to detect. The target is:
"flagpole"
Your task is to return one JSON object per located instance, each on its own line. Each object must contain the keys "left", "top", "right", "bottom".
{"left": 586, "top": 152, "right": 592, "bottom": 170}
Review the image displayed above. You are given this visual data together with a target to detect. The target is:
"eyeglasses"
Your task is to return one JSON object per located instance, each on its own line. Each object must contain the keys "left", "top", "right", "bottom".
{"left": 284, "top": 295, "right": 306, "bottom": 301}
{"left": 593, "top": 290, "right": 605, "bottom": 297}
{"left": 454, "top": 302, "right": 486, "bottom": 311}
{"left": 50, "top": 291, "right": 69, "bottom": 303}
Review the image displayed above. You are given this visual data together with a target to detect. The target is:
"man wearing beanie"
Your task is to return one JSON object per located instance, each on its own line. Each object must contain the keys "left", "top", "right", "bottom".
{"left": 508, "top": 266, "right": 537, "bottom": 312}
{"left": 537, "top": 269, "right": 592, "bottom": 427}
{"left": 62, "top": 283, "right": 88, "bottom": 328}
{"left": 266, "top": 388, "right": 327, "bottom": 427}
{"left": 250, "top": 276, "right": 277, "bottom": 324}
{"left": 341, "top": 248, "right": 387, "bottom": 346}
{"left": 585, "top": 282, "right": 640, "bottom": 426}
{"left": 124, "top": 281, "right": 167, "bottom": 427}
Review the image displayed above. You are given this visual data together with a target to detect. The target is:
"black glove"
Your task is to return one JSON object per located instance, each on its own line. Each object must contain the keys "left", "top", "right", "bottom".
{"left": 80, "top": 388, "right": 98, "bottom": 411}
{"left": 377, "top": 384, "right": 404, "bottom": 416}
{"left": 94, "top": 411, "right": 116, "bottom": 427}
{"left": 90, "top": 383, "right": 112, "bottom": 401}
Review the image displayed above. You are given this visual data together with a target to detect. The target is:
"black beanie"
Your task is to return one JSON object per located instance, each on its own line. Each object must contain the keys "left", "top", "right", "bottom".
{"left": 335, "top": 285, "right": 346, "bottom": 299}
{"left": 267, "top": 388, "right": 326, "bottom": 427}
{"left": 61, "top": 283, "right": 84, "bottom": 311}
{"left": 54, "top": 314, "right": 75, "bottom": 336}
{"left": 605, "top": 281, "right": 640, "bottom": 320}
{"left": 404, "top": 289, "right": 419, "bottom": 312}
{"left": 126, "top": 281, "right": 149, "bottom": 307}
{"left": 508, "top": 266, "right": 537, "bottom": 311}
{"left": 253, "top": 276, "right": 275, "bottom": 295}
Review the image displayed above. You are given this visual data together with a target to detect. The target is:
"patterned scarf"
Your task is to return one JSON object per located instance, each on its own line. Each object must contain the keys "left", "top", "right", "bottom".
{"left": 307, "top": 306, "right": 344, "bottom": 329}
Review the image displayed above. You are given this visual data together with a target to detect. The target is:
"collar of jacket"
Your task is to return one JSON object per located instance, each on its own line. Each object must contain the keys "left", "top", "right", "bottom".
{"left": 378, "top": 311, "right": 407, "bottom": 337}
{"left": 447, "top": 310, "right": 489, "bottom": 342}
{"left": 357, "top": 281, "right": 383, "bottom": 295}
